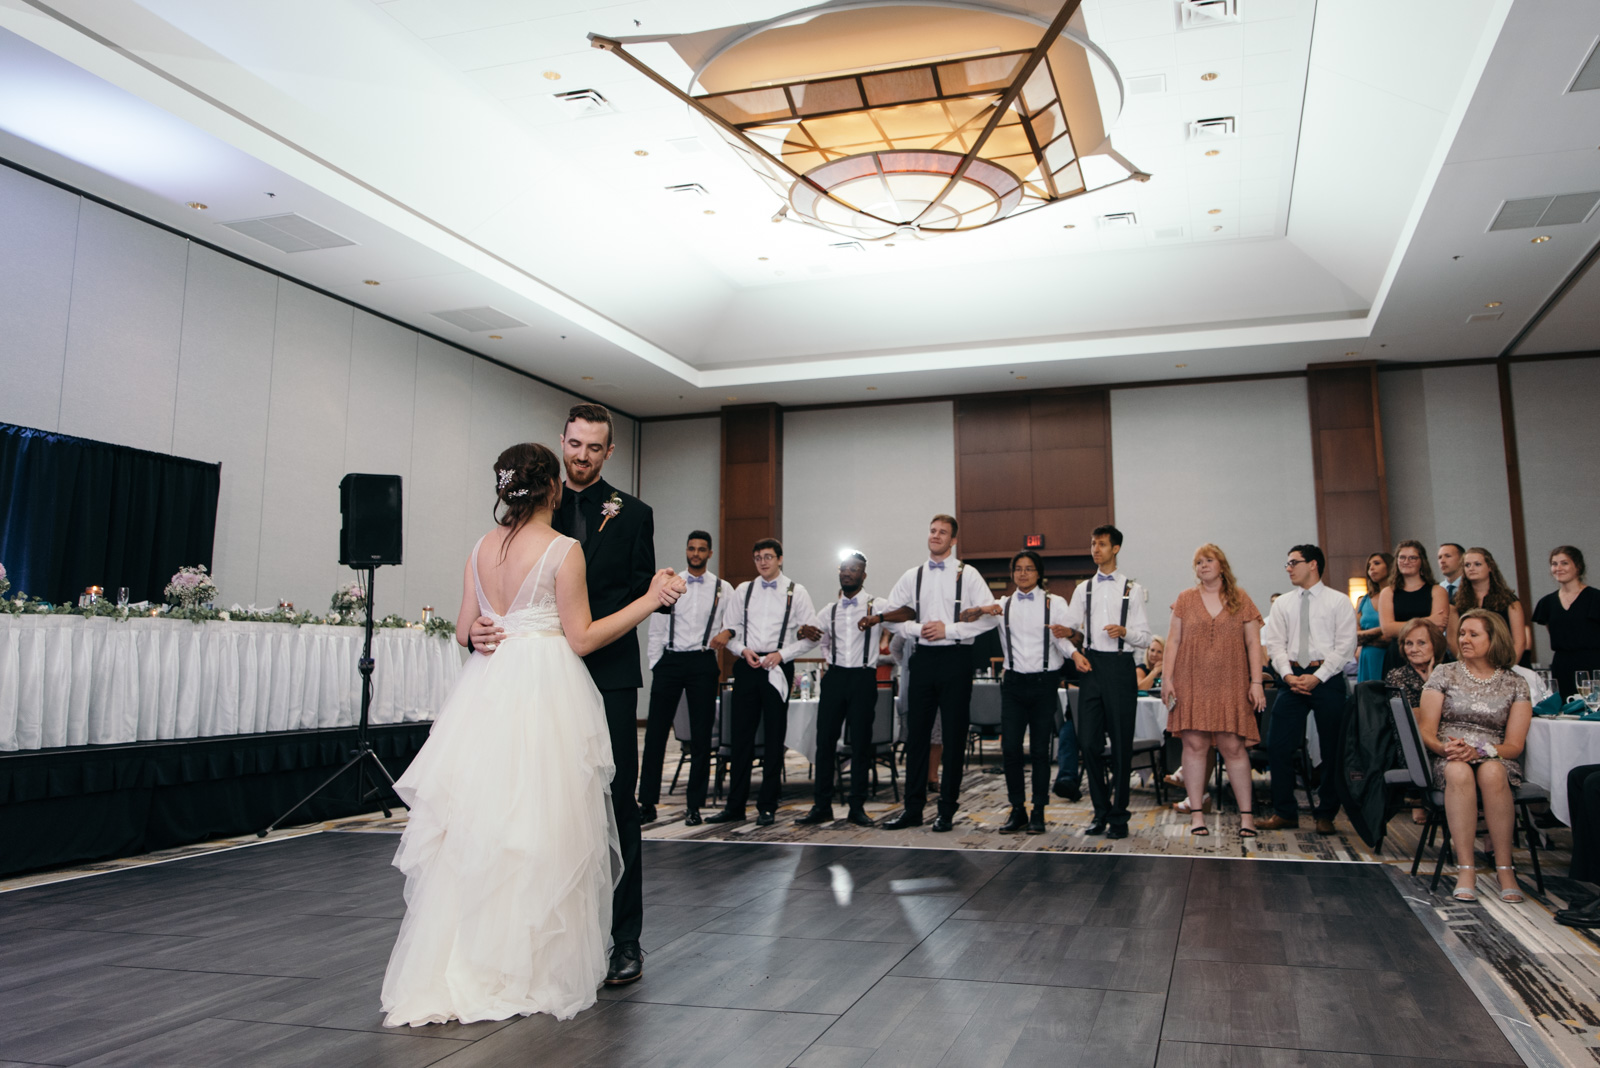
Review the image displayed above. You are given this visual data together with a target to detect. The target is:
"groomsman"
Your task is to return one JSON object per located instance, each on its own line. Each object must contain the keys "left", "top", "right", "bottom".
{"left": 707, "top": 539, "right": 816, "bottom": 825}
{"left": 964, "top": 550, "right": 1074, "bottom": 834}
{"left": 1061, "top": 525, "right": 1150, "bottom": 840}
{"left": 876, "top": 514, "right": 997, "bottom": 832}
{"left": 638, "top": 530, "right": 733, "bottom": 827}
{"left": 794, "top": 552, "right": 887, "bottom": 827}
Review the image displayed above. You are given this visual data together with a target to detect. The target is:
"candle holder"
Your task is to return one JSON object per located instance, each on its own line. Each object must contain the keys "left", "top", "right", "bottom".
{"left": 421, "top": 605, "right": 433, "bottom": 623}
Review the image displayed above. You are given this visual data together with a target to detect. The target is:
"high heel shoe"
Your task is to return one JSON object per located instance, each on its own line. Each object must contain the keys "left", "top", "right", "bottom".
{"left": 1496, "top": 866, "right": 1524, "bottom": 903}
{"left": 1189, "top": 812, "right": 1209, "bottom": 836}
{"left": 1452, "top": 866, "right": 1478, "bottom": 902}
{"left": 1237, "top": 809, "right": 1257, "bottom": 838}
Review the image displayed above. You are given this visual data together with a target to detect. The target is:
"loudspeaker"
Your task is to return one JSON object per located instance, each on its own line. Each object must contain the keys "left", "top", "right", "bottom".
{"left": 340, "top": 474, "right": 403, "bottom": 566}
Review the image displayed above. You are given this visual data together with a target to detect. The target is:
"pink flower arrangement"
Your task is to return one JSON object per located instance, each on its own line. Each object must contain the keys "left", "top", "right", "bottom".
{"left": 164, "top": 565, "right": 218, "bottom": 608}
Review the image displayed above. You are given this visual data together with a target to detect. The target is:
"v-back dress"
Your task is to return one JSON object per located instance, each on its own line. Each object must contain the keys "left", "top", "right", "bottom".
{"left": 381, "top": 534, "right": 621, "bottom": 1027}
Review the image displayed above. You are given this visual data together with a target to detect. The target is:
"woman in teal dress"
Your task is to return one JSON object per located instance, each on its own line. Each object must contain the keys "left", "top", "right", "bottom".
{"left": 1357, "top": 552, "right": 1393, "bottom": 682}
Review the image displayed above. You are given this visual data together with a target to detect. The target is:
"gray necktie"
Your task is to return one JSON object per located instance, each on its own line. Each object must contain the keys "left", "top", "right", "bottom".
{"left": 1297, "top": 590, "right": 1312, "bottom": 665}
{"left": 572, "top": 495, "right": 588, "bottom": 545}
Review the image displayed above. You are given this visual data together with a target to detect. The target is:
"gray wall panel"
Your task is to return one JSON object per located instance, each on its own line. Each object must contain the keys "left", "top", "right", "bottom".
{"left": 0, "top": 166, "right": 76, "bottom": 431}
{"left": 1378, "top": 369, "right": 1437, "bottom": 554}
{"left": 405, "top": 337, "right": 474, "bottom": 626}
{"left": 1421, "top": 364, "right": 1515, "bottom": 563}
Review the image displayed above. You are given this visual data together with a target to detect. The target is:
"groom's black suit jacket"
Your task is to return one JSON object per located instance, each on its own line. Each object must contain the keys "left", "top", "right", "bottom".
{"left": 553, "top": 476, "right": 655, "bottom": 691}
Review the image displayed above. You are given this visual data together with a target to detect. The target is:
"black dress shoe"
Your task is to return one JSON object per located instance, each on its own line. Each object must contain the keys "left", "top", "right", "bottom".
{"left": 1028, "top": 808, "right": 1047, "bottom": 835}
{"left": 1052, "top": 779, "right": 1082, "bottom": 802}
{"left": 847, "top": 805, "right": 874, "bottom": 827}
{"left": 1085, "top": 818, "right": 1108, "bottom": 835}
{"left": 683, "top": 808, "right": 702, "bottom": 826}
{"left": 638, "top": 803, "right": 656, "bottom": 824}
{"left": 795, "top": 806, "right": 834, "bottom": 825}
{"left": 704, "top": 810, "right": 745, "bottom": 824}
{"left": 882, "top": 812, "right": 924, "bottom": 830}
{"left": 604, "top": 941, "right": 644, "bottom": 986}
{"left": 930, "top": 814, "right": 954, "bottom": 832}
{"left": 755, "top": 811, "right": 775, "bottom": 826}
{"left": 1105, "top": 824, "right": 1129, "bottom": 840}
{"left": 999, "top": 808, "right": 1029, "bottom": 834}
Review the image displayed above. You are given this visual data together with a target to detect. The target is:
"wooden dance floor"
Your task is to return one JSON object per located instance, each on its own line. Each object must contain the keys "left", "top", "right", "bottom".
{"left": 0, "top": 831, "right": 1524, "bottom": 1067}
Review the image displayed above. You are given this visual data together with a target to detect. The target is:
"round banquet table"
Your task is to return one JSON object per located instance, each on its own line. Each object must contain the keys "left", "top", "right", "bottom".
{"left": 1522, "top": 717, "right": 1600, "bottom": 826}
{"left": 1059, "top": 687, "right": 1320, "bottom": 762}
{"left": 0, "top": 614, "right": 463, "bottom": 751}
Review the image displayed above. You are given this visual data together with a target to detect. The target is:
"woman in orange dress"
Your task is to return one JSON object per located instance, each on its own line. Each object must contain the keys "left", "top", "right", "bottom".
{"left": 1162, "top": 543, "right": 1266, "bottom": 837}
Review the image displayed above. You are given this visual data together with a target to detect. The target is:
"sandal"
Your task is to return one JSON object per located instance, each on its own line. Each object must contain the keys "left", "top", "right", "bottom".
{"left": 1496, "top": 866, "right": 1524, "bottom": 903}
{"left": 1411, "top": 808, "right": 1427, "bottom": 825}
{"left": 1172, "top": 796, "right": 1212, "bottom": 814}
{"left": 1452, "top": 866, "right": 1478, "bottom": 902}
{"left": 1238, "top": 809, "right": 1258, "bottom": 838}
{"left": 1189, "top": 813, "right": 1209, "bottom": 836}
{"left": 1164, "top": 771, "right": 1184, "bottom": 787}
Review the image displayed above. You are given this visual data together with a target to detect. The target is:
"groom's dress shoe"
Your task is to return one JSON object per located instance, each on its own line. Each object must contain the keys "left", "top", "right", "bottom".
{"left": 683, "top": 808, "right": 702, "bottom": 827}
{"left": 795, "top": 806, "right": 834, "bottom": 825}
{"left": 604, "top": 941, "right": 644, "bottom": 986}
{"left": 638, "top": 803, "right": 656, "bottom": 824}
{"left": 704, "top": 810, "right": 744, "bottom": 824}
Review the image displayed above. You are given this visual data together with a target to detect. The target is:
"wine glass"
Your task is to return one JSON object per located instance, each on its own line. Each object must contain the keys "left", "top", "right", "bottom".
{"left": 1579, "top": 672, "right": 1593, "bottom": 700}
{"left": 1586, "top": 686, "right": 1600, "bottom": 716}
{"left": 117, "top": 587, "right": 129, "bottom": 609}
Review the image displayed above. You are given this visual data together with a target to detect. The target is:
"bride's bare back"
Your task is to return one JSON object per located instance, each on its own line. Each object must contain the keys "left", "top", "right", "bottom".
{"left": 474, "top": 521, "right": 565, "bottom": 617}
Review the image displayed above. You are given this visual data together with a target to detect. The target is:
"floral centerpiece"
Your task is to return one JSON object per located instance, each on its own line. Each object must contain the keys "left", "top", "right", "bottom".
{"left": 164, "top": 564, "right": 218, "bottom": 608}
{"left": 329, "top": 579, "right": 367, "bottom": 623}
{"left": 0, "top": 562, "right": 8, "bottom": 599}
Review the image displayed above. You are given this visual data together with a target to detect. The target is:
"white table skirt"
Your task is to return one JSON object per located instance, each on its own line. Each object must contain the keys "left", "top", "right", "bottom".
{"left": 1060, "top": 688, "right": 1321, "bottom": 762}
{"left": 1523, "top": 718, "right": 1600, "bottom": 825}
{"left": 0, "top": 615, "right": 464, "bottom": 751}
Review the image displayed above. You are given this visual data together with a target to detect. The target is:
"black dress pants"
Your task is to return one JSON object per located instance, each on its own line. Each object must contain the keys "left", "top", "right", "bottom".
{"left": 1568, "top": 763, "right": 1600, "bottom": 882}
{"left": 638, "top": 650, "right": 720, "bottom": 811}
{"left": 1078, "top": 651, "right": 1139, "bottom": 827}
{"left": 599, "top": 687, "right": 643, "bottom": 944}
{"left": 813, "top": 666, "right": 878, "bottom": 808}
{"left": 903, "top": 645, "right": 974, "bottom": 819}
{"left": 726, "top": 658, "right": 795, "bottom": 816}
{"left": 1001, "top": 672, "right": 1058, "bottom": 810}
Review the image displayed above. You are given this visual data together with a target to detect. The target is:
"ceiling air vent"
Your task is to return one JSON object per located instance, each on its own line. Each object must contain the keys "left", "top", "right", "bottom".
{"left": 1179, "top": 0, "right": 1239, "bottom": 28}
{"left": 1100, "top": 212, "right": 1138, "bottom": 228}
{"left": 1126, "top": 75, "right": 1167, "bottom": 96}
{"left": 664, "top": 183, "right": 709, "bottom": 196}
{"left": 1187, "top": 116, "right": 1236, "bottom": 139}
{"left": 1570, "top": 39, "right": 1600, "bottom": 92}
{"left": 1153, "top": 226, "right": 1185, "bottom": 240}
{"left": 429, "top": 306, "right": 528, "bottom": 333}
{"left": 554, "top": 89, "right": 612, "bottom": 117}
{"left": 1467, "top": 312, "right": 1504, "bottom": 324}
{"left": 219, "top": 213, "right": 355, "bottom": 253}
{"left": 1487, "top": 192, "right": 1600, "bottom": 231}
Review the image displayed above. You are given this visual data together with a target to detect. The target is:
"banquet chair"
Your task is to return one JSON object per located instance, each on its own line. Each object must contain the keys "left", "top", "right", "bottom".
{"left": 1066, "top": 688, "right": 1169, "bottom": 805}
{"left": 712, "top": 685, "right": 781, "bottom": 800}
{"left": 837, "top": 687, "right": 900, "bottom": 802}
{"left": 1393, "top": 694, "right": 1546, "bottom": 895}
{"left": 668, "top": 691, "right": 724, "bottom": 802}
{"left": 964, "top": 681, "right": 1004, "bottom": 765}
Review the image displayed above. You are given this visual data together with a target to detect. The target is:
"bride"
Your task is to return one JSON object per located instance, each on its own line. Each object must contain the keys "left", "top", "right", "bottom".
{"left": 381, "top": 442, "right": 683, "bottom": 1027}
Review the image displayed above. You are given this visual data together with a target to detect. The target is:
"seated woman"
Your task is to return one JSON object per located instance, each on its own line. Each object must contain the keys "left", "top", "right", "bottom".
{"left": 1417, "top": 609, "right": 1534, "bottom": 904}
{"left": 1138, "top": 637, "right": 1164, "bottom": 692}
{"left": 1386, "top": 618, "right": 1447, "bottom": 823}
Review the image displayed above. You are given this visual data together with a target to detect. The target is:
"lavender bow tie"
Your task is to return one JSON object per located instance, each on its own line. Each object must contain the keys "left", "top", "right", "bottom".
{"left": 1016, "top": 591, "right": 1035, "bottom": 601}
{"left": 686, "top": 574, "right": 705, "bottom": 584}
{"left": 1096, "top": 573, "right": 1115, "bottom": 583}
{"left": 840, "top": 597, "right": 858, "bottom": 607}
{"left": 761, "top": 579, "right": 778, "bottom": 589}
{"left": 928, "top": 560, "right": 946, "bottom": 570}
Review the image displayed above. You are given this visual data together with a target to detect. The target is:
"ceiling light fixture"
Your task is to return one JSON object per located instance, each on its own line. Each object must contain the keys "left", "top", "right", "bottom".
{"left": 867, "top": 386, "right": 878, "bottom": 390}
{"left": 703, "top": 209, "right": 716, "bottom": 215}
{"left": 362, "top": 279, "right": 380, "bottom": 286}
{"left": 1210, "top": 225, "right": 1222, "bottom": 231}
{"left": 1485, "top": 301, "right": 1502, "bottom": 308}
{"left": 1175, "top": 363, "right": 1188, "bottom": 368}
{"left": 590, "top": 0, "right": 1148, "bottom": 241}
{"left": 726, "top": 396, "right": 738, "bottom": 401}
{"left": 1345, "top": 351, "right": 1359, "bottom": 356}
{"left": 1532, "top": 235, "right": 1551, "bottom": 243}
{"left": 487, "top": 335, "right": 503, "bottom": 340}
{"left": 634, "top": 149, "right": 649, "bottom": 156}
{"left": 186, "top": 201, "right": 207, "bottom": 210}
{"left": 1207, "top": 208, "right": 1222, "bottom": 214}
{"left": 1015, "top": 375, "right": 1028, "bottom": 379}
{"left": 1204, "top": 149, "right": 1220, "bottom": 157}
{"left": 543, "top": 71, "right": 561, "bottom": 80}
{"left": 757, "top": 256, "right": 769, "bottom": 260}
{"left": 582, "top": 375, "right": 595, "bottom": 380}
{"left": 1063, "top": 223, "right": 1076, "bottom": 229}
{"left": 1200, "top": 72, "right": 1219, "bottom": 81}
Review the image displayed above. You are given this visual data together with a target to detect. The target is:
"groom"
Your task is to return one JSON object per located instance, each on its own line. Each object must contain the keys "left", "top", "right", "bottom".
{"left": 471, "top": 403, "right": 655, "bottom": 986}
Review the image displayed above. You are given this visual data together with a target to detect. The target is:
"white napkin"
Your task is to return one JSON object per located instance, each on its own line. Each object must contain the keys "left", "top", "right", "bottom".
{"left": 768, "top": 664, "right": 790, "bottom": 700}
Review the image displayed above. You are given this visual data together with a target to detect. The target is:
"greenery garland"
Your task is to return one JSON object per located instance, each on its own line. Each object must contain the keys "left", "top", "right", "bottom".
{"left": 0, "top": 592, "right": 456, "bottom": 640}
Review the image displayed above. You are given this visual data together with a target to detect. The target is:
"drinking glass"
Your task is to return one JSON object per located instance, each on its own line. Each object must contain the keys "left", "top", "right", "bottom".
{"left": 1586, "top": 689, "right": 1600, "bottom": 715}
{"left": 1578, "top": 672, "right": 1593, "bottom": 705}
{"left": 117, "top": 587, "right": 129, "bottom": 608}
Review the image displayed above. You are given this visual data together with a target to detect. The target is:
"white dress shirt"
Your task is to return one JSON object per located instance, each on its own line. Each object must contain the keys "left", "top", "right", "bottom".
{"left": 886, "top": 558, "right": 998, "bottom": 646}
{"left": 724, "top": 572, "right": 818, "bottom": 662}
{"left": 995, "top": 590, "right": 1075, "bottom": 673}
{"left": 1064, "top": 570, "right": 1151, "bottom": 654}
{"left": 647, "top": 571, "right": 735, "bottom": 666}
{"left": 810, "top": 591, "right": 887, "bottom": 668}
{"left": 1262, "top": 581, "right": 1359, "bottom": 684}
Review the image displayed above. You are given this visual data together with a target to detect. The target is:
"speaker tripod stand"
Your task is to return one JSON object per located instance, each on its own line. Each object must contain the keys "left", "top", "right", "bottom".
{"left": 259, "top": 565, "right": 406, "bottom": 837}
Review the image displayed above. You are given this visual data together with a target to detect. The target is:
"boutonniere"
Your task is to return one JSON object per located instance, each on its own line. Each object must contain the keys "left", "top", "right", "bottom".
{"left": 598, "top": 492, "right": 623, "bottom": 531}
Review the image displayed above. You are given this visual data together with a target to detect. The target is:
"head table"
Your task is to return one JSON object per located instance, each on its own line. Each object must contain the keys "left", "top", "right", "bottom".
{"left": 0, "top": 614, "right": 462, "bottom": 752}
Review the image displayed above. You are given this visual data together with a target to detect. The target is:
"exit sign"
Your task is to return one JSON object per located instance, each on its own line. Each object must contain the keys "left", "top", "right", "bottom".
{"left": 1024, "top": 534, "right": 1044, "bottom": 548}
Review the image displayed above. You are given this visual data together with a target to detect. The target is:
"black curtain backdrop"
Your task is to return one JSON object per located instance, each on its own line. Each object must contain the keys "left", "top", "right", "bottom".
{"left": 0, "top": 422, "right": 220, "bottom": 604}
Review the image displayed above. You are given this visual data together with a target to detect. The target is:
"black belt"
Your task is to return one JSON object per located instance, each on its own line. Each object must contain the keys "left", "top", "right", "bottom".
{"left": 914, "top": 644, "right": 967, "bottom": 653}
{"left": 662, "top": 648, "right": 716, "bottom": 657}
{"left": 825, "top": 665, "right": 875, "bottom": 673}
{"left": 1004, "top": 670, "right": 1058, "bottom": 681}
{"left": 1290, "top": 660, "right": 1324, "bottom": 673}
{"left": 1084, "top": 649, "right": 1135, "bottom": 658}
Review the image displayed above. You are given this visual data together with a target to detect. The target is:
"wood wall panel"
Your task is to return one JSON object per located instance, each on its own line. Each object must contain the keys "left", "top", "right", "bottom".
{"left": 1306, "top": 363, "right": 1390, "bottom": 591}
{"left": 720, "top": 403, "right": 781, "bottom": 586}
{"left": 960, "top": 452, "right": 1033, "bottom": 512}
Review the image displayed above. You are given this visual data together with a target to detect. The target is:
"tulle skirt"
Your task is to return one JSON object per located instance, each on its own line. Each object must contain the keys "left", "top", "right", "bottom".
{"left": 380, "top": 632, "right": 621, "bottom": 1027}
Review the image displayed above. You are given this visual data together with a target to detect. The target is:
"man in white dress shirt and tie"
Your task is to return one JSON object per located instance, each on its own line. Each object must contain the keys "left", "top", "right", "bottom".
{"left": 1438, "top": 542, "right": 1465, "bottom": 602}
{"left": 964, "top": 550, "right": 1074, "bottom": 834}
{"left": 638, "top": 530, "right": 733, "bottom": 827}
{"left": 1061, "top": 525, "right": 1151, "bottom": 839}
{"left": 794, "top": 553, "right": 887, "bottom": 827}
{"left": 1257, "top": 543, "right": 1359, "bottom": 834}
{"left": 872, "top": 514, "right": 997, "bottom": 832}
{"left": 707, "top": 538, "right": 817, "bottom": 826}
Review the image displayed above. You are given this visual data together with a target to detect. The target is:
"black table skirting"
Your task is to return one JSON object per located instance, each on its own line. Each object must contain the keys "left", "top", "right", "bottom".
{"left": 0, "top": 723, "right": 430, "bottom": 877}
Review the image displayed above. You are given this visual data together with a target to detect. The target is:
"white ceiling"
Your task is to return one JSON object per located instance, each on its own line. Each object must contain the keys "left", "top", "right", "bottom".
{"left": 1, "top": 0, "right": 1597, "bottom": 416}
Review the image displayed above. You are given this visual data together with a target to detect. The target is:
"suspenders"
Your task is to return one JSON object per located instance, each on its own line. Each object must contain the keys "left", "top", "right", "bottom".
{"left": 667, "top": 577, "right": 723, "bottom": 651}
{"left": 912, "top": 562, "right": 964, "bottom": 627}
{"left": 742, "top": 579, "right": 795, "bottom": 652}
{"left": 1003, "top": 593, "right": 1053, "bottom": 672}
{"left": 1083, "top": 577, "right": 1134, "bottom": 653}
{"left": 829, "top": 597, "right": 875, "bottom": 667}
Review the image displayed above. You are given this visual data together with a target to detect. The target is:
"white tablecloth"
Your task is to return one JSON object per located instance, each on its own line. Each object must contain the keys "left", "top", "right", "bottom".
{"left": 0, "top": 615, "right": 464, "bottom": 751}
{"left": 1523, "top": 717, "right": 1600, "bottom": 825}
{"left": 1060, "top": 688, "right": 1321, "bottom": 762}
{"left": 786, "top": 698, "right": 820, "bottom": 762}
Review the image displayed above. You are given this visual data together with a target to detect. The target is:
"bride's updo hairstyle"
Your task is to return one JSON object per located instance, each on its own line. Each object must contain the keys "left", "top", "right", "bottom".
{"left": 492, "top": 443, "right": 560, "bottom": 552}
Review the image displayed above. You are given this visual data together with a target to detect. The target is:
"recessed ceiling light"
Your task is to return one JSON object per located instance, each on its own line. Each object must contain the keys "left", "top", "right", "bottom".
{"left": 757, "top": 256, "right": 769, "bottom": 261}
{"left": 186, "top": 201, "right": 207, "bottom": 210}
{"left": 1204, "top": 149, "right": 1220, "bottom": 157}
{"left": 884, "top": 242, "right": 895, "bottom": 247}
{"left": 1207, "top": 208, "right": 1222, "bottom": 215}
{"left": 1485, "top": 301, "right": 1502, "bottom": 308}
{"left": 703, "top": 209, "right": 716, "bottom": 215}
{"left": 1062, "top": 224, "right": 1076, "bottom": 229}
{"left": 1211, "top": 225, "right": 1222, "bottom": 232}
{"left": 487, "top": 335, "right": 503, "bottom": 340}
{"left": 866, "top": 386, "right": 878, "bottom": 390}
{"left": 1345, "top": 351, "right": 1359, "bottom": 356}
{"left": 1015, "top": 375, "right": 1028, "bottom": 380}
{"left": 362, "top": 279, "right": 380, "bottom": 286}
{"left": 1200, "top": 72, "right": 1219, "bottom": 81}
{"left": 1532, "top": 235, "right": 1551, "bottom": 243}
{"left": 726, "top": 396, "right": 738, "bottom": 401}
{"left": 1175, "top": 363, "right": 1188, "bottom": 368}
{"left": 581, "top": 375, "right": 594, "bottom": 380}
{"left": 543, "top": 71, "right": 561, "bottom": 80}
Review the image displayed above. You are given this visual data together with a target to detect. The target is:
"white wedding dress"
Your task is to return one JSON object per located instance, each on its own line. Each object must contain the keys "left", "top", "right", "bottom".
{"left": 381, "top": 534, "right": 621, "bottom": 1027}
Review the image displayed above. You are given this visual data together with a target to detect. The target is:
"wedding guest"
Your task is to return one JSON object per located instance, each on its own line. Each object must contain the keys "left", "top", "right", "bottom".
{"left": 1162, "top": 544, "right": 1265, "bottom": 837}
{"left": 793, "top": 553, "right": 886, "bottom": 827}
{"left": 637, "top": 530, "right": 732, "bottom": 827}
{"left": 1438, "top": 543, "right": 1466, "bottom": 601}
{"left": 1258, "top": 544, "right": 1358, "bottom": 835}
{"left": 1138, "top": 638, "right": 1165, "bottom": 691}
{"left": 1060, "top": 525, "right": 1151, "bottom": 840}
{"left": 877, "top": 515, "right": 997, "bottom": 831}
{"left": 1379, "top": 541, "right": 1447, "bottom": 674}
{"left": 1417, "top": 609, "right": 1533, "bottom": 903}
{"left": 707, "top": 539, "right": 816, "bottom": 826}
{"left": 963, "top": 551, "right": 1073, "bottom": 834}
{"left": 1356, "top": 552, "right": 1393, "bottom": 683}
{"left": 1533, "top": 546, "right": 1600, "bottom": 698}
{"left": 1449, "top": 547, "right": 1527, "bottom": 664}
{"left": 1386, "top": 618, "right": 1447, "bottom": 824}
{"left": 1563, "top": 764, "right": 1600, "bottom": 888}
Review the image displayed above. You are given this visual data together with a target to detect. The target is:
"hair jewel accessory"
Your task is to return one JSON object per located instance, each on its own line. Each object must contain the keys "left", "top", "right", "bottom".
{"left": 507, "top": 488, "right": 529, "bottom": 498}
{"left": 497, "top": 469, "right": 514, "bottom": 491}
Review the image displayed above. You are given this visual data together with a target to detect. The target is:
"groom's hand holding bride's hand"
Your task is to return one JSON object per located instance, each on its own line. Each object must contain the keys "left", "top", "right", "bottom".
{"left": 469, "top": 615, "right": 505, "bottom": 654}
{"left": 650, "top": 569, "right": 687, "bottom": 607}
